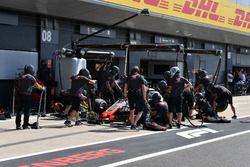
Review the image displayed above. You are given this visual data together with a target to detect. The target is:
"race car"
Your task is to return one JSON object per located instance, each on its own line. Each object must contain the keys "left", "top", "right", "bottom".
{"left": 100, "top": 88, "right": 161, "bottom": 123}
{"left": 100, "top": 99, "right": 129, "bottom": 123}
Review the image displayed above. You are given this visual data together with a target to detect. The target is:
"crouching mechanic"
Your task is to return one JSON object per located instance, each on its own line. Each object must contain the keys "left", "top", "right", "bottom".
{"left": 157, "top": 70, "right": 171, "bottom": 104}
{"left": 195, "top": 70, "right": 237, "bottom": 119}
{"left": 144, "top": 92, "right": 168, "bottom": 131}
{"left": 65, "top": 68, "right": 95, "bottom": 126}
{"left": 210, "top": 85, "right": 237, "bottom": 119}
{"left": 16, "top": 64, "right": 45, "bottom": 130}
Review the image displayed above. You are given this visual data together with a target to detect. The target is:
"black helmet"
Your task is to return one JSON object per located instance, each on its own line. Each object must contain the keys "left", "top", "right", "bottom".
{"left": 198, "top": 70, "right": 207, "bottom": 79}
{"left": 157, "top": 80, "right": 168, "bottom": 93}
{"left": 201, "top": 76, "right": 213, "bottom": 91}
{"left": 151, "top": 92, "right": 162, "bottom": 103}
{"left": 195, "top": 92, "right": 204, "bottom": 100}
{"left": 163, "top": 70, "right": 171, "bottom": 81}
{"left": 110, "top": 65, "right": 120, "bottom": 77}
{"left": 131, "top": 65, "right": 140, "bottom": 75}
{"left": 24, "top": 64, "right": 35, "bottom": 75}
{"left": 40, "top": 60, "right": 47, "bottom": 68}
{"left": 78, "top": 68, "right": 92, "bottom": 79}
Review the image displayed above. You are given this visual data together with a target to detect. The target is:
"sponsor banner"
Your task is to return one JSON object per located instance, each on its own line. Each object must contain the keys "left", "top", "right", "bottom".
{"left": 102, "top": 0, "right": 250, "bottom": 33}
{"left": 18, "top": 148, "right": 125, "bottom": 167}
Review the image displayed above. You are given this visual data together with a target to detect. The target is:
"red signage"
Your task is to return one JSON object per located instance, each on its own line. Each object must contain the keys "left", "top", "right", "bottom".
{"left": 18, "top": 148, "right": 125, "bottom": 167}
{"left": 229, "top": 9, "right": 250, "bottom": 28}
{"left": 174, "top": 0, "right": 225, "bottom": 23}
{"left": 133, "top": 0, "right": 169, "bottom": 9}
{"left": 104, "top": 0, "right": 250, "bottom": 32}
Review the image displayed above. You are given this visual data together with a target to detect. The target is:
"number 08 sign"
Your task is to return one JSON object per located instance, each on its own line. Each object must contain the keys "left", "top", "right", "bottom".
{"left": 103, "top": 0, "right": 250, "bottom": 33}
{"left": 41, "top": 29, "right": 59, "bottom": 44}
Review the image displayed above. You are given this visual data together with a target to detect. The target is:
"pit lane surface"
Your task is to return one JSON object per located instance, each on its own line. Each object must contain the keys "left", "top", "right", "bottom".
{"left": 1, "top": 117, "right": 249, "bottom": 167}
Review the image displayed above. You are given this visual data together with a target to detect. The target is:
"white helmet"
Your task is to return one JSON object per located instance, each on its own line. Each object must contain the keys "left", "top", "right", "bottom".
{"left": 170, "top": 66, "right": 180, "bottom": 78}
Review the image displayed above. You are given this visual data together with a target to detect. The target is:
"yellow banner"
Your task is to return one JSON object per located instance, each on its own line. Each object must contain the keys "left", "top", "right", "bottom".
{"left": 103, "top": 0, "right": 250, "bottom": 33}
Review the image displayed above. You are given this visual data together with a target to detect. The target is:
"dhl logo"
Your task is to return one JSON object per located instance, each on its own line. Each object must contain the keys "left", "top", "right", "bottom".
{"left": 133, "top": 0, "right": 169, "bottom": 10}
{"left": 228, "top": 9, "right": 250, "bottom": 29}
{"left": 104, "top": 0, "right": 250, "bottom": 32}
{"left": 174, "top": 0, "right": 225, "bottom": 23}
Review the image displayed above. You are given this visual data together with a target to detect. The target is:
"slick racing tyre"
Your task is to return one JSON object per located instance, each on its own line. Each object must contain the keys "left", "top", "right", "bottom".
{"left": 216, "top": 101, "right": 228, "bottom": 112}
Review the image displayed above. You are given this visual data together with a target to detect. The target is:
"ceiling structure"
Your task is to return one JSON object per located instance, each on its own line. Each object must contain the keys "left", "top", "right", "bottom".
{"left": 0, "top": 0, "right": 250, "bottom": 47}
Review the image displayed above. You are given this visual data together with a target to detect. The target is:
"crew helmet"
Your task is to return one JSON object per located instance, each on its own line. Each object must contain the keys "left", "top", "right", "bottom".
{"left": 40, "top": 60, "right": 47, "bottom": 68}
{"left": 130, "top": 65, "right": 140, "bottom": 75}
{"left": 157, "top": 80, "right": 168, "bottom": 93}
{"left": 24, "top": 64, "right": 35, "bottom": 75}
{"left": 110, "top": 65, "right": 120, "bottom": 77}
{"left": 195, "top": 92, "right": 204, "bottom": 100}
{"left": 170, "top": 66, "right": 180, "bottom": 78}
{"left": 151, "top": 92, "right": 163, "bottom": 103}
{"left": 78, "top": 68, "right": 92, "bottom": 79}
{"left": 197, "top": 70, "right": 208, "bottom": 79}
{"left": 163, "top": 70, "right": 171, "bottom": 81}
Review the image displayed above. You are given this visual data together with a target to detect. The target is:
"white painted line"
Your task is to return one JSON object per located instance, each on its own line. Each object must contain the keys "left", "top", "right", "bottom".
{"left": 0, "top": 115, "right": 249, "bottom": 162}
{"left": 100, "top": 130, "right": 250, "bottom": 167}
{"left": 176, "top": 128, "right": 219, "bottom": 139}
{"left": 0, "top": 130, "right": 166, "bottom": 162}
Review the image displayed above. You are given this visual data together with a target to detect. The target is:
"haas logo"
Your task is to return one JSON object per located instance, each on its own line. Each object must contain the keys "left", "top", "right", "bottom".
{"left": 133, "top": 0, "right": 161, "bottom": 7}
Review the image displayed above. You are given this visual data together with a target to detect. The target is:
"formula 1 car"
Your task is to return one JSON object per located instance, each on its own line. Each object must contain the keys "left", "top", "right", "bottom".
{"left": 100, "top": 88, "right": 161, "bottom": 124}
{"left": 100, "top": 99, "right": 129, "bottom": 123}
